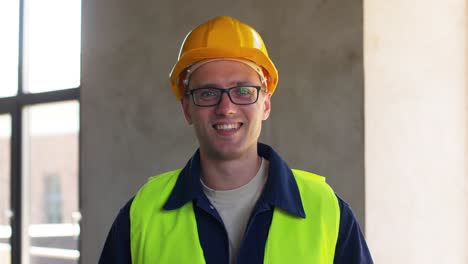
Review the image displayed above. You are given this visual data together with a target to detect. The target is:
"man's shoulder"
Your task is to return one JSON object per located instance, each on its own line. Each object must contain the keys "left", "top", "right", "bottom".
{"left": 136, "top": 168, "right": 183, "bottom": 197}
{"left": 291, "top": 169, "right": 326, "bottom": 182}
{"left": 291, "top": 169, "right": 336, "bottom": 197}
{"left": 290, "top": 169, "right": 340, "bottom": 218}
{"left": 148, "top": 168, "right": 183, "bottom": 182}
{"left": 131, "top": 169, "right": 184, "bottom": 220}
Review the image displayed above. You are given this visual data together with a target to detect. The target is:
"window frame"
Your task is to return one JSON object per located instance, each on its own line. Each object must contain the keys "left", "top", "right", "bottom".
{"left": 0, "top": 0, "right": 81, "bottom": 262}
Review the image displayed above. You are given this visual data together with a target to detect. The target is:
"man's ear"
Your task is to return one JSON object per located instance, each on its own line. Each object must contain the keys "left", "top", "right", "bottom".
{"left": 181, "top": 96, "right": 193, "bottom": 125}
{"left": 262, "top": 92, "right": 272, "bottom": 121}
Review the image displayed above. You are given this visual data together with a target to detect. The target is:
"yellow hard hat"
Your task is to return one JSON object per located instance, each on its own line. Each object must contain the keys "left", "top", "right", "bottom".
{"left": 169, "top": 16, "right": 279, "bottom": 99}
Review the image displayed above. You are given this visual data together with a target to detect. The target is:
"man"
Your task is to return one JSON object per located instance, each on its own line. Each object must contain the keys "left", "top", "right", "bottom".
{"left": 100, "top": 16, "right": 373, "bottom": 263}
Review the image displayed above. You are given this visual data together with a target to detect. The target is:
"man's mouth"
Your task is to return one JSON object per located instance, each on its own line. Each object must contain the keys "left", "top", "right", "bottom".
{"left": 213, "top": 123, "right": 242, "bottom": 131}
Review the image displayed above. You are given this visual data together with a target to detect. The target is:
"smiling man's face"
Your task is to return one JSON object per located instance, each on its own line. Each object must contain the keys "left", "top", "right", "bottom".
{"left": 181, "top": 60, "right": 271, "bottom": 161}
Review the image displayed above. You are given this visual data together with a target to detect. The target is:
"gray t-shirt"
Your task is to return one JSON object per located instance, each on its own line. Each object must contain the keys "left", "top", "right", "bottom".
{"left": 201, "top": 158, "right": 267, "bottom": 264}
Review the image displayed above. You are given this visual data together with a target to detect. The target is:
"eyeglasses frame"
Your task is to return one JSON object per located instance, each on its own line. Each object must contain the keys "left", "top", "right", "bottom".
{"left": 185, "top": 85, "right": 263, "bottom": 107}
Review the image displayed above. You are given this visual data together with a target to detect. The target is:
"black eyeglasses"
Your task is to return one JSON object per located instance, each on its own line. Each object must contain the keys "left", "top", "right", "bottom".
{"left": 185, "top": 86, "right": 262, "bottom": 107}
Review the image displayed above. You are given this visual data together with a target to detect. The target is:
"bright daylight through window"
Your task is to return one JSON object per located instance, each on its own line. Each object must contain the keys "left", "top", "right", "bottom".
{"left": 0, "top": 0, "right": 19, "bottom": 97}
{"left": 23, "top": 101, "right": 80, "bottom": 264}
{"left": 24, "top": 0, "right": 81, "bottom": 93}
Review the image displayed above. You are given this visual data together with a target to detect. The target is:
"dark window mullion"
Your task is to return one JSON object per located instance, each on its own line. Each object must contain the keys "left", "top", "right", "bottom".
{"left": 11, "top": 104, "right": 22, "bottom": 264}
{"left": 19, "top": 87, "right": 80, "bottom": 105}
{"left": 0, "top": 88, "right": 80, "bottom": 113}
{"left": 0, "top": 98, "right": 17, "bottom": 114}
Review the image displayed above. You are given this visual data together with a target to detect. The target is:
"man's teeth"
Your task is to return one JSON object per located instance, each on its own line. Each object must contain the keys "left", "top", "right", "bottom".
{"left": 215, "top": 124, "right": 240, "bottom": 130}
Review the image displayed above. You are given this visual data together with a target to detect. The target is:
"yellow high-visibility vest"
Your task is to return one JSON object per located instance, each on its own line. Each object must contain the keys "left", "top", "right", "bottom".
{"left": 130, "top": 168, "right": 340, "bottom": 263}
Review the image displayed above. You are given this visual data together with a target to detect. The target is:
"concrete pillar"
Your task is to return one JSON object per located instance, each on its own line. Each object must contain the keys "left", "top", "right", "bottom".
{"left": 365, "top": 0, "right": 468, "bottom": 263}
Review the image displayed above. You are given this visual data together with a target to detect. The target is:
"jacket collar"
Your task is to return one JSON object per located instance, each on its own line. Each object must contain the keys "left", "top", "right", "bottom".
{"left": 163, "top": 143, "right": 305, "bottom": 218}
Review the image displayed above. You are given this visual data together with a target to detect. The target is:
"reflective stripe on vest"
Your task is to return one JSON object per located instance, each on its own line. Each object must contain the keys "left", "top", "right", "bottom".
{"left": 130, "top": 169, "right": 340, "bottom": 263}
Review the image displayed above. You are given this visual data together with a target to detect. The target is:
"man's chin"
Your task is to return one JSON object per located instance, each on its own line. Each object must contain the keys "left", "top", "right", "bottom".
{"left": 201, "top": 144, "right": 248, "bottom": 161}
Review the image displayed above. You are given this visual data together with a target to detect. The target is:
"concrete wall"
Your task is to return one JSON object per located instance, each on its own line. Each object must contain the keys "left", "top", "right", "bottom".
{"left": 80, "top": 0, "right": 364, "bottom": 262}
{"left": 365, "top": 0, "right": 468, "bottom": 263}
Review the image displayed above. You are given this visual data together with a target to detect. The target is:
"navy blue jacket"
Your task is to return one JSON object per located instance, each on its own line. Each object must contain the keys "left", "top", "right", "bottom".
{"left": 99, "top": 143, "right": 373, "bottom": 263}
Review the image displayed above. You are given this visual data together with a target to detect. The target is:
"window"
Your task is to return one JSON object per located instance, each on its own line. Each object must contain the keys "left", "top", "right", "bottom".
{"left": 0, "top": 0, "right": 81, "bottom": 263}
{"left": 24, "top": 102, "right": 80, "bottom": 263}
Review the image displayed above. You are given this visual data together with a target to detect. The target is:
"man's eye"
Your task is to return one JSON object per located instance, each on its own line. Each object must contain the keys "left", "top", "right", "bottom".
{"left": 199, "top": 90, "right": 218, "bottom": 97}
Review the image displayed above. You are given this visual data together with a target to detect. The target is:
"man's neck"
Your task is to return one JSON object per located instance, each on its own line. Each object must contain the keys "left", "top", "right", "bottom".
{"left": 199, "top": 148, "right": 262, "bottom": 191}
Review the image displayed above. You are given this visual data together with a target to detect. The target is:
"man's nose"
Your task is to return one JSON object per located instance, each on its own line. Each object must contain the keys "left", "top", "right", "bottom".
{"left": 215, "top": 92, "right": 236, "bottom": 115}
